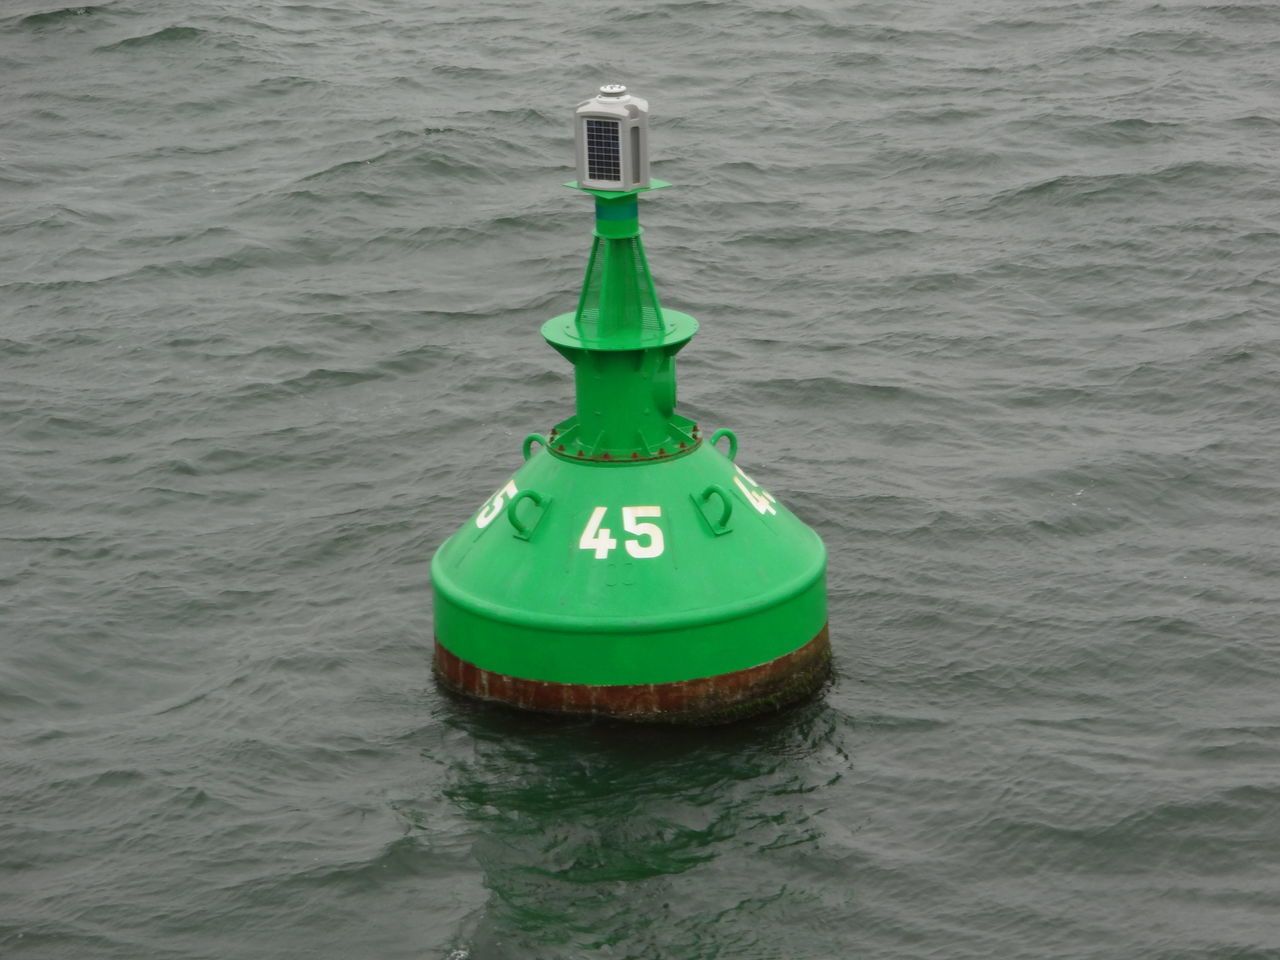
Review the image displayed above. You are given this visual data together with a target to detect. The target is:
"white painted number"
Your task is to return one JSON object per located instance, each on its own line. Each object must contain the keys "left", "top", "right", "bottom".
{"left": 622, "top": 506, "right": 664, "bottom": 559}
{"left": 579, "top": 506, "right": 665, "bottom": 559}
{"left": 579, "top": 506, "right": 619, "bottom": 559}
{"left": 475, "top": 480, "right": 518, "bottom": 529}
{"left": 733, "top": 465, "right": 777, "bottom": 515}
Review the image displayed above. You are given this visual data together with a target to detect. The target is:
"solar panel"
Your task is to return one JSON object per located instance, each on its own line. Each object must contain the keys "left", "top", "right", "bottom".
{"left": 585, "top": 118, "right": 622, "bottom": 182}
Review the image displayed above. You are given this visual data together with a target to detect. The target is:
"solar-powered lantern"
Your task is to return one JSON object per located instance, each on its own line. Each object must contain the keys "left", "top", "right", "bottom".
{"left": 575, "top": 84, "right": 650, "bottom": 191}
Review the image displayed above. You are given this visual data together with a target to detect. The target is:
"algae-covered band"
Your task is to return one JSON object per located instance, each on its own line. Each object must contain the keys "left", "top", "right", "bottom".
{"left": 430, "top": 86, "right": 831, "bottom": 723}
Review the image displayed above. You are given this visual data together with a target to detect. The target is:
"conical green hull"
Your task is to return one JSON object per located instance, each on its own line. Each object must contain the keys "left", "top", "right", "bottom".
{"left": 431, "top": 440, "right": 829, "bottom": 720}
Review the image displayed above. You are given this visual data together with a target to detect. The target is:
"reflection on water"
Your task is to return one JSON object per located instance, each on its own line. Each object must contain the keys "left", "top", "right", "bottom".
{"left": 437, "top": 697, "right": 853, "bottom": 960}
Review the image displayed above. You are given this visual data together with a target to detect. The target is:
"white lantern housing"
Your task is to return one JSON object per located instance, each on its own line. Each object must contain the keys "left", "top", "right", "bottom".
{"left": 574, "top": 84, "right": 650, "bottom": 192}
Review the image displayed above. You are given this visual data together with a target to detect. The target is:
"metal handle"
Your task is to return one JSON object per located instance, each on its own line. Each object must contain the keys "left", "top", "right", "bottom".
{"left": 507, "top": 489, "right": 547, "bottom": 540}
{"left": 709, "top": 428, "right": 738, "bottom": 462}
{"left": 522, "top": 433, "right": 548, "bottom": 461}
{"left": 697, "top": 483, "right": 733, "bottom": 535}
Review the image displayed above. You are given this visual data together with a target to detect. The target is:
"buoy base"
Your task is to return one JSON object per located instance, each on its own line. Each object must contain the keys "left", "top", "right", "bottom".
{"left": 433, "top": 625, "right": 831, "bottom": 725}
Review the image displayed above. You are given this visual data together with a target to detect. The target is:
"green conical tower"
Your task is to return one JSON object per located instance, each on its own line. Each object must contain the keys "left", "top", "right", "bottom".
{"left": 540, "top": 186, "right": 699, "bottom": 463}
{"left": 431, "top": 85, "right": 830, "bottom": 723}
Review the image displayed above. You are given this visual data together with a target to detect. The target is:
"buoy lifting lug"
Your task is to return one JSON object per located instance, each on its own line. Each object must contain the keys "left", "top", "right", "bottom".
{"left": 694, "top": 483, "right": 734, "bottom": 536}
{"left": 522, "top": 433, "right": 548, "bottom": 461}
{"left": 507, "top": 490, "right": 548, "bottom": 541}
{"left": 709, "top": 428, "right": 738, "bottom": 461}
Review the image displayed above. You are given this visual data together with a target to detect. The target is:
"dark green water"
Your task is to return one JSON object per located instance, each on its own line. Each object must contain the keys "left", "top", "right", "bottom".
{"left": 3, "top": 1, "right": 1279, "bottom": 957}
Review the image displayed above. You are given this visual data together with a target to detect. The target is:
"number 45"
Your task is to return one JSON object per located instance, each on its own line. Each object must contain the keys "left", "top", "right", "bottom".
{"left": 579, "top": 506, "right": 665, "bottom": 560}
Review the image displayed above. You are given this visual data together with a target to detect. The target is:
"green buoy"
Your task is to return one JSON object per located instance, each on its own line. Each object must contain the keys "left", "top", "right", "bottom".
{"left": 431, "top": 85, "right": 831, "bottom": 723}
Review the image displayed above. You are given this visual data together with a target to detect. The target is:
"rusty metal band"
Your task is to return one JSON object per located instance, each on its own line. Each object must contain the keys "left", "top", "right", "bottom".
{"left": 434, "top": 625, "right": 832, "bottom": 725}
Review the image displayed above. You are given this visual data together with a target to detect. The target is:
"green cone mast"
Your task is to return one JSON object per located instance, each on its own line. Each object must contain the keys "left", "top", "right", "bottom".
{"left": 431, "top": 85, "right": 831, "bottom": 722}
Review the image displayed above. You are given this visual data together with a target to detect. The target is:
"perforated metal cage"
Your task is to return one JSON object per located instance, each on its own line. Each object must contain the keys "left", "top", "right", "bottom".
{"left": 574, "top": 236, "right": 666, "bottom": 344}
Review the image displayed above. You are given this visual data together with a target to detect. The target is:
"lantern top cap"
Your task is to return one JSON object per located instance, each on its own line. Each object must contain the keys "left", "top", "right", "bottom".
{"left": 599, "top": 83, "right": 627, "bottom": 98}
